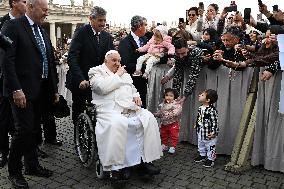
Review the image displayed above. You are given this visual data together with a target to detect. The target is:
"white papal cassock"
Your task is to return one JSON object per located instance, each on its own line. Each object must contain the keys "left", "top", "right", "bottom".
{"left": 88, "top": 64, "right": 162, "bottom": 171}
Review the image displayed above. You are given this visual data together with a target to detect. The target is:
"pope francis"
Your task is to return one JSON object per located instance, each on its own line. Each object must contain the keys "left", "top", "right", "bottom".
{"left": 88, "top": 50, "right": 162, "bottom": 179}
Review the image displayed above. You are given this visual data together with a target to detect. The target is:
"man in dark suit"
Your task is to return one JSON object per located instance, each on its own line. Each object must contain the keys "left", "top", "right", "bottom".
{"left": 118, "top": 15, "right": 148, "bottom": 107}
{"left": 1, "top": 0, "right": 58, "bottom": 188}
{"left": 67, "top": 6, "right": 114, "bottom": 125}
{"left": 0, "top": 0, "right": 27, "bottom": 168}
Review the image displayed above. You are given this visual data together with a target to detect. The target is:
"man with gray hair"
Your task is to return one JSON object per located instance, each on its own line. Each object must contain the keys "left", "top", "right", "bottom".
{"left": 1, "top": 0, "right": 58, "bottom": 188}
{"left": 66, "top": 6, "right": 114, "bottom": 126}
{"left": 118, "top": 15, "right": 148, "bottom": 107}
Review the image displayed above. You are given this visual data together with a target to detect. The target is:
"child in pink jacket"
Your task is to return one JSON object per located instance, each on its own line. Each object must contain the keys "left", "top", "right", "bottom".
{"left": 154, "top": 88, "right": 182, "bottom": 154}
{"left": 133, "top": 25, "right": 175, "bottom": 79}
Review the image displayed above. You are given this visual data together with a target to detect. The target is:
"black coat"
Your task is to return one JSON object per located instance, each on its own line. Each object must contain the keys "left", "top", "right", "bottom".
{"left": 1, "top": 16, "right": 57, "bottom": 100}
{"left": 0, "top": 13, "right": 11, "bottom": 97}
{"left": 66, "top": 24, "right": 114, "bottom": 92}
{"left": 118, "top": 33, "right": 147, "bottom": 74}
{"left": 0, "top": 13, "right": 10, "bottom": 29}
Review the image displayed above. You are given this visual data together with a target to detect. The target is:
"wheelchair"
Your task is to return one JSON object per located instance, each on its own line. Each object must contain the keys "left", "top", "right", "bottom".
{"left": 74, "top": 102, "right": 106, "bottom": 179}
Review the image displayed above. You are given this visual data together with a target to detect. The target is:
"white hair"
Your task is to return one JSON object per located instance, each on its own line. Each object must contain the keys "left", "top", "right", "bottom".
{"left": 105, "top": 50, "right": 119, "bottom": 59}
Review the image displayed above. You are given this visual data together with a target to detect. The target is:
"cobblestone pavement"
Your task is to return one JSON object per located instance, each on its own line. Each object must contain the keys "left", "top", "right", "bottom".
{"left": 1, "top": 116, "right": 284, "bottom": 189}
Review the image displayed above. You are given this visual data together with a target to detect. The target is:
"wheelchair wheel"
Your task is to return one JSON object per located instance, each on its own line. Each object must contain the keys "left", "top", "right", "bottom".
{"left": 75, "top": 113, "right": 97, "bottom": 168}
{"left": 95, "top": 159, "right": 106, "bottom": 179}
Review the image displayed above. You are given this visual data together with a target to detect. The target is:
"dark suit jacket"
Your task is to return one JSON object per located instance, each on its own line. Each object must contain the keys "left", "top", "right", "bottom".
{"left": 1, "top": 16, "right": 57, "bottom": 100}
{"left": 0, "top": 13, "right": 11, "bottom": 97}
{"left": 118, "top": 33, "right": 147, "bottom": 74}
{"left": 66, "top": 24, "right": 114, "bottom": 92}
{"left": 0, "top": 13, "right": 10, "bottom": 29}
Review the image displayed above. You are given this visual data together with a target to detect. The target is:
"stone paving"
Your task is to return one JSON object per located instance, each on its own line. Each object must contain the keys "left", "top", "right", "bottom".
{"left": 1, "top": 116, "right": 284, "bottom": 189}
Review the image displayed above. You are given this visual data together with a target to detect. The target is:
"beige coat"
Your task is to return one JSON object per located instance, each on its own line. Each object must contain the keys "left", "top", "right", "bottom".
{"left": 88, "top": 64, "right": 162, "bottom": 167}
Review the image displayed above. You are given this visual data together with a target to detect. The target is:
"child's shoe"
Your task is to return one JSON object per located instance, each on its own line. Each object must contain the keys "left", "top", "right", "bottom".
{"left": 203, "top": 159, "right": 214, "bottom": 168}
{"left": 142, "top": 72, "right": 149, "bottom": 79}
{"left": 168, "top": 147, "right": 175, "bottom": 154}
{"left": 161, "top": 144, "right": 168, "bottom": 151}
{"left": 133, "top": 70, "right": 142, "bottom": 76}
{"left": 194, "top": 155, "right": 206, "bottom": 163}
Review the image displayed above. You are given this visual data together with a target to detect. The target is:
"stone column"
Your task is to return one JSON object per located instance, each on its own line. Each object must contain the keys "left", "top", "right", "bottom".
{"left": 49, "top": 22, "right": 56, "bottom": 47}
{"left": 71, "top": 23, "right": 77, "bottom": 37}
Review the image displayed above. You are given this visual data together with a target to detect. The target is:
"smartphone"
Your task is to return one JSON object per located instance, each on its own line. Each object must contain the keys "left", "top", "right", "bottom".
{"left": 244, "top": 8, "right": 251, "bottom": 24}
{"left": 258, "top": 0, "right": 263, "bottom": 6}
{"left": 273, "top": 5, "right": 279, "bottom": 12}
{"left": 179, "top": 18, "right": 185, "bottom": 24}
{"left": 199, "top": 2, "right": 204, "bottom": 10}
{"left": 186, "top": 10, "right": 189, "bottom": 24}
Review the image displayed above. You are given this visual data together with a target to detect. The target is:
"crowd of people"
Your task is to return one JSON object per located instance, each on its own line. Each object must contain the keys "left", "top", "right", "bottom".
{"left": 0, "top": 0, "right": 283, "bottom": 188}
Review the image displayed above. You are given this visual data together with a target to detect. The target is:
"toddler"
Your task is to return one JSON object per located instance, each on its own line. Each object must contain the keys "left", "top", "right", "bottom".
{"left": 194, "top": 89, "right": 218, "bottom": 168}
{"left": 154, "top": 88, "right": 182, "bottom": 154}
{"left": 133, "top": 25, "right": 175, "bottom": 79}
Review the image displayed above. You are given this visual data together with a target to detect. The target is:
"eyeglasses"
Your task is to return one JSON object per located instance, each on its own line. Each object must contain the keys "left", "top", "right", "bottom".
{"left": 188, "top": 14, "right": 196, "bottom": 17}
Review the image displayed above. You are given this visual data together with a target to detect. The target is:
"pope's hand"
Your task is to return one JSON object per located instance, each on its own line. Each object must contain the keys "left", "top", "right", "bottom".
{"left": 117, "top": 65, "right": 126, "bottom": 76}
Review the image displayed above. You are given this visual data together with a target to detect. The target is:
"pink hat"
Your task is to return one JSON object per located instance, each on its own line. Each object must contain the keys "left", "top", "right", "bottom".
{"left": 155, "top": 25, "right": 168, "bottom": 37}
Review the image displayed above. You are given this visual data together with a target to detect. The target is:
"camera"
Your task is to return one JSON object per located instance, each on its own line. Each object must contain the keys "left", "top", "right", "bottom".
{"left": 272, "top": 5, "right": 279, "bottom": 12}
{"left": 225, "top": 1, "right": 237, "bottom": 12}
{"left": 225, "top": 6, "right": 237, "bottom": 12}
{"left": 0, "top": 32, "right": 13, "bottom": 50}
{"left": 244, "top": 8, "right": 251, "bottom": 24}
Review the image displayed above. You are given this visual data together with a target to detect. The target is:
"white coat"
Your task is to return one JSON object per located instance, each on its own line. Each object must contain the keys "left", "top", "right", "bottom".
{"left": 88, "top": 64, "right": 162, "bottom": 167}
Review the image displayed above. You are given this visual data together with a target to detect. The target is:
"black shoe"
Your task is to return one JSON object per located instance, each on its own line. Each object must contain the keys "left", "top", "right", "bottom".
{"left": 121, "top": 167, "right": 131, "bottom": 180}
{"left": 25, "top": 165, "right": 53, "bottom": 178}
{"left": 37, "top": 148, "right": 49, "bottom": 159}
{"left": 141, "top": 163, "right": 161, "bottom": 175}
{"left": 8, "top": 174, "right": 29, "bottom": 189}
{"left": 194, "top": 155, "right": 206, "bottom": 163}
{"left": 44, "top": 139, "right": 63, "bottom": 146}
{"left": 203, "top": 159, "right": 214, "bottom": 168}
{"left": 0, "top": 153, "right": 8, "bottom": 168}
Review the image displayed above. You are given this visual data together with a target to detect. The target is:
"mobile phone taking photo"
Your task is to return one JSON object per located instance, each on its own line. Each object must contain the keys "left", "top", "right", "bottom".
{"left": 273, "top": 5, "right": 279, "bottom": 12}
{"left": 244, "top": 8, "right": 251, "bottom": 24}
{"left": 179, "top": 18, "right": 185, "bottom": 24}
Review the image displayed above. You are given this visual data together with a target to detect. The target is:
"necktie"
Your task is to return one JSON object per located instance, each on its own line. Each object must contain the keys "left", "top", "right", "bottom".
{"left": 139, "top": 37, "right": 144, "bottom": 47}
{"left": 95, "top": 33, "right": 100, "bottom": 45}
{"left": 33, "top": 24, "right": 48, "bottom": 78}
